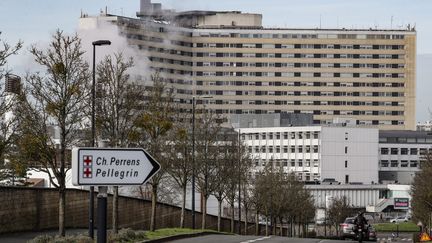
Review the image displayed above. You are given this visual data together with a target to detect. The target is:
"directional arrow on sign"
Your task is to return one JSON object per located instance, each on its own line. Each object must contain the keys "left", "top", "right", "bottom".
{"left": 72, "top": 148, "right": 161, "bottom": 186}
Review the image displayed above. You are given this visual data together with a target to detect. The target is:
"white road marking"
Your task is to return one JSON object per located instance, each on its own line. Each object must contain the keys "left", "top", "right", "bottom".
{"left": 240, "top": 236, "right": 271, "bottom": 243}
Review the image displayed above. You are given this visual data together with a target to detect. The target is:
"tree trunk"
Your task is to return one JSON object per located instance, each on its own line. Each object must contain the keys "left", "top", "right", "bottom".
{"left": 217, "top": 199, "right": 222, "bottom": 232}
{"left": 272, "top": 217, "right": 276, "bottom": 235}
{"left": 279, "top": 217, "right": 283, "bottom": 236}
{"left": 113, "top": 186, "right": 118, "bottom": 234}
{"left": 255, "top": 210, "right": 259, "bottom": 236}
{"left": 230, "top": 202, "right": 235, "bottom": 233}
{"left": 202, "top": 196, "right": 207, "bottom": 230}
{"left": 150, "top": 185, "right": 157, "bottom": 231}
{"left": 265, "top": 209, "right": 268, "bottom": 236}
{"left": 180, "top": 184, "right": 186, "bottom": 228}
{"left": 59, "top": 188, "right": 66, "bottom": 236}
{"left": 244, "top": 208, "right": 248, "bottom": 235}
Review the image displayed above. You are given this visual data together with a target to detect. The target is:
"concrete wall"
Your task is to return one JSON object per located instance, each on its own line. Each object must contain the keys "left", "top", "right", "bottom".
{"left": 321, "top": 127, "right": 379, "bottom": 184}
{"left": 0, "top": 186, "right": 269, "bottom": 235}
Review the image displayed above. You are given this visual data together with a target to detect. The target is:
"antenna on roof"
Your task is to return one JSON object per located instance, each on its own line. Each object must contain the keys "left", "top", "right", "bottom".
{"left": 391, "top": 15, "right": 393, "bottom": 29}
{"left": 319, "top": 14, "right": 322, "bottom": 29}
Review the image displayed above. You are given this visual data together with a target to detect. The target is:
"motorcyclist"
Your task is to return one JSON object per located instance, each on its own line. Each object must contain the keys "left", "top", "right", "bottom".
{"left": 354, "top": 211, "right": 368, "bottom": 227}
{"left": 354, "top": 211, "right": 369, "bottom": 241}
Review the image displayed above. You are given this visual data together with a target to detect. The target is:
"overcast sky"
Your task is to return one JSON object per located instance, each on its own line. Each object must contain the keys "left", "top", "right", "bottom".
{"left": 1, "top": 0, "right": 431, "bottom": 121}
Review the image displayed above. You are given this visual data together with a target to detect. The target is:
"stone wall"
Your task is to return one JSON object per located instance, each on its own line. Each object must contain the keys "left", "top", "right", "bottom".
{"left": 0, "top": 187, "right": 268, "bottom": 235}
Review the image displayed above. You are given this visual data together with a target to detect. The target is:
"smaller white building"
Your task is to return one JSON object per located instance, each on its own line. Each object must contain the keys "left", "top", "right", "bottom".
{"left": 237, "top": 125, "right": 379, "bottom": 184}
{"left": 378, "top": 130, "right": 432, "bottom": 184}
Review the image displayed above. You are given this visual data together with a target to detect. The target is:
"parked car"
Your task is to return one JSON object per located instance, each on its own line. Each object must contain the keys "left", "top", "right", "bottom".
{"left": 390, "top": 216, "right": 409, "bottom": 223}
{"left": 340, "top": 217, "right": 376, "bottom": 241}
{"left": 340, "top": 217, "right": 356, "bottom": 239}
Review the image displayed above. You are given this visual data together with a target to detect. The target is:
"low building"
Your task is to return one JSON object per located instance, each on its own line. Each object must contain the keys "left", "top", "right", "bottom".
{"left": 237, "top": 125, "right": 379, "bottom": 184}
{"left": 378, "top": 130, "right": 432, "bottom": 184}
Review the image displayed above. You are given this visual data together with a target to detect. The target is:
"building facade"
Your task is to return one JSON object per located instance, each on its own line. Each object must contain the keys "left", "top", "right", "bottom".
{"left": 378, "top": 130, "right": 432, "bottom": 184}
{"left": 237, "top": 126, "right": 379, "bottom": 184}
{"left": 79, "top": 0, "right": 417, "bottom": 130}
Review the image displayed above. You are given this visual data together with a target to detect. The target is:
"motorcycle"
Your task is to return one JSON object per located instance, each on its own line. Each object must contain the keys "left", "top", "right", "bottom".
{"left": 353, "top": 224, "right": 367, "bottom": 243}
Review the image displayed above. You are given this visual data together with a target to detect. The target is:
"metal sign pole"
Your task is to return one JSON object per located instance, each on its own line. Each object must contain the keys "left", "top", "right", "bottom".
{"left": 97, "top": 186, "right": 108, "bottom": 243}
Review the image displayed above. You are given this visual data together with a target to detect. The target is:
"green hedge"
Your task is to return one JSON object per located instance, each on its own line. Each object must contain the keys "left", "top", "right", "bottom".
{"left": 373, "top": 222, "right": 420, "bottom": 232}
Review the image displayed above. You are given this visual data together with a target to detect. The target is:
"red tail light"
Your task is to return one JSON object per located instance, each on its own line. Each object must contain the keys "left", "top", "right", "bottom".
{"left": 340, "top": 223, "right": 349, "bottom": 228}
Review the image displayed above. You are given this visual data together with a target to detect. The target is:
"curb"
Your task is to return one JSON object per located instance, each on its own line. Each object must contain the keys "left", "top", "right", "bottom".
{"left": 144, "top": 231, "right": 230, "bottom": 243}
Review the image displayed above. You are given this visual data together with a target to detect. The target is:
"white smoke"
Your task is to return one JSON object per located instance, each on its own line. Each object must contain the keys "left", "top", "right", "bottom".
{"left": 77, "top": 18, "right": 151, "bottom": 85}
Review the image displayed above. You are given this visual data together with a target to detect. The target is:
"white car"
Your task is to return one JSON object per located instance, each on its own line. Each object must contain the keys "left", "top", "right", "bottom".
{"left": 390, "top": 216, "right": 408, "bottom": 223}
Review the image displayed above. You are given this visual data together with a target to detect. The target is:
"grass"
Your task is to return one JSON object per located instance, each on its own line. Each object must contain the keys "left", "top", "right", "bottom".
{"left": 373, "top": 222, "right": 420, "bottom": 232}
{"left": 144, "top": 228, "right": 217, "bottom": 240}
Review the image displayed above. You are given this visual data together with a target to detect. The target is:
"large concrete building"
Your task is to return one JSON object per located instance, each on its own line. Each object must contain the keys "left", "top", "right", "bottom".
{"left": 79, "top": 0, "right": 417, "bottom": 130}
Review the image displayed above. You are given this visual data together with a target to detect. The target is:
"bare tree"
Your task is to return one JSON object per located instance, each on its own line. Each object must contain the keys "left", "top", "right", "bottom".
{"left": 17, "top": 30, "right": 90, "bottom": 236}
{"left": 165, "top": 116, "right": 192, "bottom": 228}
{"left": 0, "top": 33, "right": 22, "bottom": 182}
{"left": 95, "top": 52, "right": 144, "bottom": 233}
{"left": 133, "top": 73, "right": 175, "bottom": 231}
{"left": 327, "top": 196, "right": 353, "bottom": 236}
{"left": 194, "top": 111, "right": 222, "bottom": 229}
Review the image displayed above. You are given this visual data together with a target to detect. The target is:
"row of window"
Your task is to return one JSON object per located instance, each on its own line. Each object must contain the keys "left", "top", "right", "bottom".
{"left": 380, "top": 160, "right": 419, "bottom": 168}
{"left": 380, "top": 147, "right": 431, "bottom": 155}
{"left": 379, "top": 137, "right": 432, "bottom": 144}
{"left": 195, "top": 52, "right": 405, "bottom": 59}
{"left": 250, "top": 146, "right": 319, "bottom": 154}
{"left": 197, "top": 80, "right": 405, "bottom": 88}
{"left": 243, "top": 132, "right": 319, "bottom": 140}
{"left": 254, "top": 159, "right": 320, "bottom": 168}
{"left": 198, "top": 62, "right": 405, "bottom": 69}
{"left": 198, "top": 90, "right": 405, "bottom": 98}
{"left": 196, "top": 43, "right": 405, "bottom": 50}
{"left": 139, "top": 42, "right": 407, "bottom": 60}
{"left": 195, "top": 32, "right": 405, "bottom": 40}
{"left": 195, "top": 71, "right": 406, "bottom": 78}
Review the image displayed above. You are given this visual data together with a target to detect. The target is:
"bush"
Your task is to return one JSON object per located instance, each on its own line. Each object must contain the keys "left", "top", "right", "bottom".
{"left": 29, "top": 234, "right": 93, "bottom": 243}
{"left": 307, "top": 230, "right": 317, "bottom": 238}
{"left": 108, "top": 228, "right": 147, "bottom": 243}
{"left": 28, "top": 235, "right": 53, "bottom": 243}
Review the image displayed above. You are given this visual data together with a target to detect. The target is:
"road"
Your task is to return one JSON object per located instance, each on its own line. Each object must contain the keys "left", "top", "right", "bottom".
{"left": 0, "top": 231, "right": 414, "bottom": 243}
{"left": 169, "top": 233, "right": 414, "bottom": 243}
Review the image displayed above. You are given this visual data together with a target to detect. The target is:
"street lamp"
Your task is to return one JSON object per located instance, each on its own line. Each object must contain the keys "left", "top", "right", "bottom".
{"left": 89, "top": 39, "right": 111, "bottom": 239}
{"left": 191, "top": 95, "right": 212, "bottom": 229}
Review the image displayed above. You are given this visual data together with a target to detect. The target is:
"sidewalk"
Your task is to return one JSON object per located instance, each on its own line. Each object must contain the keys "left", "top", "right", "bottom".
{"left": 0, "top": 229, "right": 88, "bottom": 243}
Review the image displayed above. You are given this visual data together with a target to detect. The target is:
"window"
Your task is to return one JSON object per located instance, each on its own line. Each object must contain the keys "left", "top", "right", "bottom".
{"left": 298, "top": 160, "right": 303, "bottom": 167}
{"left": 410, "top": 148, "right": 418, "bottom": 155}
{"left": 381, "top": 148, "right": 389, "bottom": 154}
{"left": 401, "top": 160, "right": 408, "bottom": 167}
{"left": 291, "top": 160, "right": 296, "bottom": 167}
{"left": 345, "top": 132, "right": 348, "bottom": 140}
{"left": 345, "top": 175, "right": 349, "bottom": 184}
{"left": 381, "top": 160, "right": 389, "bottom": 167}
{"left": 410, "top": 160, "right": 418, "bottom": 168}
{"left": 391, "top": 148, "right": 398, "bottom": 155}
{"left": 345, "top": 146, "right": 348, "bottom": 154}
{"left": 313, "top": 160, "right": 319, "bottom": 167}
{"left": 391, "top": 160, "right": 398, "bottom": 167}
{"left": 401, "top": 148, "right": 408, "bottom": 155}
{"left": 345, "top": 160, "right": 348, "bottom": 168}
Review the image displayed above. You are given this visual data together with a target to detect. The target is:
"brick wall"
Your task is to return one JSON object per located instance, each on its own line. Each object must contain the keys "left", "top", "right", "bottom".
{"left": 0, "top": 187, "right": 267, "bottom": 235}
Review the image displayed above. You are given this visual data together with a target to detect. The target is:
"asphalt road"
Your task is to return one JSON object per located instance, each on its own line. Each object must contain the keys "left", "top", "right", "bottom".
{"left": 169, "top": 233, "right": 415, "bottom": 243}
{"left": 0, "top": 231, "right": 415, "bottom": 243}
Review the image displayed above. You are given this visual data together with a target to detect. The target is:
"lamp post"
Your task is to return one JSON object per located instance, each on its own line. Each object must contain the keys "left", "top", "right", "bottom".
{"left": 191, "top": 95, "right": 212, "bottom": 229}
{"left": 238, "top": 129, "right": 241, "bottom": 234}
{"left": 89, "top": 40, "right": 111, "bottom": 239}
